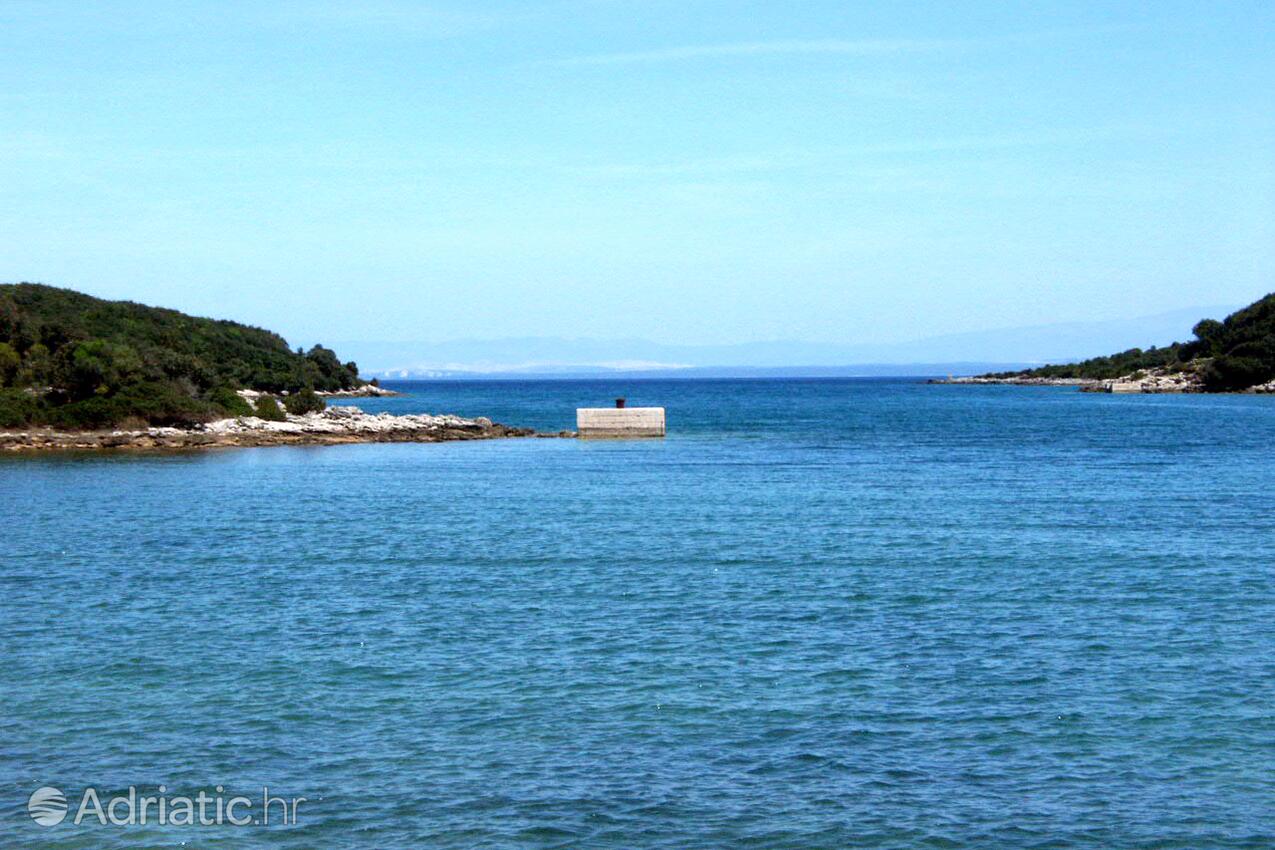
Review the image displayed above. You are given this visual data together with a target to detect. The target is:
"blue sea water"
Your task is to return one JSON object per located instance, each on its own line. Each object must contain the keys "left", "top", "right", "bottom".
{"left": 2, "top": 378, "right": 1274, "bottom": 849}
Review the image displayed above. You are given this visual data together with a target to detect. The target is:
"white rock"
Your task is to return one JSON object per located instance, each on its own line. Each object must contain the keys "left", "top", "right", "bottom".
{"left": 200, "top": 406, "right": 487, "bottom": 437}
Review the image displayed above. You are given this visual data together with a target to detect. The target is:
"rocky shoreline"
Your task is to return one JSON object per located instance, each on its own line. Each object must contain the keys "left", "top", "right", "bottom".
{"left": 316, "top": 385, "right": 402, "bottom": 398}
{"left": 932, "top": 363, "right": 1275, "bottom": 394}
{"left": 233, "top": 385, "right": 402, "bottom": 402}
{"left": 0, "top": 405, "right": 572, "bottom": 452}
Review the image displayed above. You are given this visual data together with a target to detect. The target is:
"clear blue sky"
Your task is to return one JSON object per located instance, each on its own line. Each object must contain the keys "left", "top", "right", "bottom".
{"left": 2, "top": 1, "right": 1272, "bottom": 348}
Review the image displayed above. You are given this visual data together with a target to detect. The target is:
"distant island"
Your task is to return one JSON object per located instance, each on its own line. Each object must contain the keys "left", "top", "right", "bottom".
{"left": 0, "top": 284, "right": 556, "bottom": 450}
{"left": 940, "top": 293, "right": 1275, "bottom": 393}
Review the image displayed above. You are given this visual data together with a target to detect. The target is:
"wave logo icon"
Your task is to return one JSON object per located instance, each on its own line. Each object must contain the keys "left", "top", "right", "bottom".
{"left": 28, "top": 786, "right": 68, "bottom": 826}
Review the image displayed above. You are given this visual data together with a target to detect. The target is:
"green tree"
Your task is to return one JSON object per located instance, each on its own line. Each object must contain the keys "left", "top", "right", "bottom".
{"left": 0, "top": 342, "right": 18, "bottom": 386}
{"left": 17, "top": 343, "right": 52, "bottom": 386}
{"left": 304, "top": 345, "right": 359, "bottom": 391}
{"left": 0, "top": 388, "right": 42, "bottom": 427}
{"left": 1203, "top": 355, "right": 1272, "bottom": 391}
{"left": 67, "top": 340, "right": 144, "bottom": 399}
{"left": 1193, "top": 318, "right": 1224, "bottom": 344}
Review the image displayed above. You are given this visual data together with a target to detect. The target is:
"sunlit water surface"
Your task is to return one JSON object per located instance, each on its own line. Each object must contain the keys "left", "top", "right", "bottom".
{"left": 3, "top": 379, "right": 1273, "bottom": 848}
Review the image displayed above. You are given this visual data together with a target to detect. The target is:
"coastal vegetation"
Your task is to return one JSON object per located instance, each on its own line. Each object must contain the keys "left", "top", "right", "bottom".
{"left": 988, "top": 293, "right": 1275, "bottom": 391}
{"left": 254, "top": 396, "right": 287, "bottom": 422}
{"left": 284, "top": 387, "right": 326, "bottom": 416}
{"left": 0, "top": 283, "right": 360, "bottom": 428}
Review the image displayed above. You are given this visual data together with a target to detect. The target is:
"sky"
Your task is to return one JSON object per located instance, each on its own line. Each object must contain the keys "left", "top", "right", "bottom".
{"left": 2, "top": 1, "right": 1273, "bottom": 354}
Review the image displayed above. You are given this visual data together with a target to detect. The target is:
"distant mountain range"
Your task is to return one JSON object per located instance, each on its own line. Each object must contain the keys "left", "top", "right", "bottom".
{"left": 332, "top": 305, "right": 1238, "bottom": 379}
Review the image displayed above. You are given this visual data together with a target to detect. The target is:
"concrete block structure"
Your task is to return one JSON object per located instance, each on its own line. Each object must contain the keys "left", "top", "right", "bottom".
{"left": 577, "top": 406, "right": 666, "bottom": 438}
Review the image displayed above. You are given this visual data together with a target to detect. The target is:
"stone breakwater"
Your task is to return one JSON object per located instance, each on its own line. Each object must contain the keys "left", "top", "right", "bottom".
{"left": 0, "top": 406, "right": 572, "bottom": 452}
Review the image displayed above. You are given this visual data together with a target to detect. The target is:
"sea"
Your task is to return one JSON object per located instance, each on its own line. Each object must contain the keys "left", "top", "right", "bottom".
{"left": 2, "top": 378, "right": 1273, "bottom": 849}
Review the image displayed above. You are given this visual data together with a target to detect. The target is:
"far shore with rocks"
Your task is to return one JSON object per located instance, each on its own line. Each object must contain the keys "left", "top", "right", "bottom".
{"left": 1, "top": 405, "right": 573, "bottom": 452}
{"left": 930, "top": 375, "right": 1103, "bottom": 388}
{"left": 931, "top": 364, "right": 1275, "bottom": 394}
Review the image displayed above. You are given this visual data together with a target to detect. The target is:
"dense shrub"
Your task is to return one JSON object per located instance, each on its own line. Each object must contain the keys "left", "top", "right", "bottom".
{"left": 284, "top": 387, "right": 325, "bottom": 415}
{"left": 44, "top": 396, "right": 120, "bottom": 430}
{"left": 112, "top": 382, "right": 219, "bottom": 427}
{"left": 44, "top": 381, "right": 218, "bottom": 429}
{"left": 1203, "top": 355, "right": 1274, "bottom": 392}
{"left": 207, "top": 385, "right": 253, "bottom": 417}
{"left": 0, "top": 388, "right": 43, "bottom": 428}
{"left": 254, "top": 395, "right": 286, "bottom": 421}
